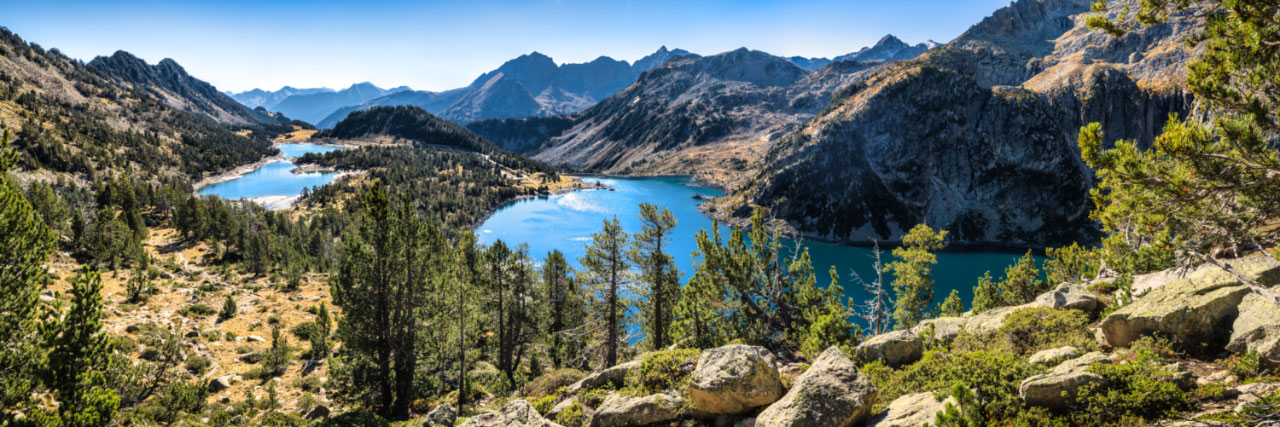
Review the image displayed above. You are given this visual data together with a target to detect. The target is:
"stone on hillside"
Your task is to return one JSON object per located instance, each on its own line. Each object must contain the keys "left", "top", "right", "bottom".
{"left": 245, "top": 335, "right": 266, "bottom": 343}
{"left": 423, "top": 403, "right": 457, "bottom": 427}
{"left": 1019, "top": 352, "right": 1111, "bottom": 409}
{"left": 1100, "top": 256, "right": 1280, "bottom": 349}
{"left": 304, "top": 405, "right": 330, "bottom": 420}
{"left": 460, "top": 400, "right": 561, "bottom": 427}
{"left": 687, "top": 344, "right": 783, "bottom": 415}
{"left": 854, "top": 330, "right": 923, "bottom": 367}
{"left": 1028, "top": 346, "right": 1082, "bottom": 366}
{"left": 964, "top": 304, "right": 1024, "bottom": 335}
{"left": 756, "top": 347, "right": 877, "bottom": 427}
{"left": 566, "top": 359, "right": 642, "bottom": 395}
{"left": 208, "top": 374, "right": 241, "bottom": 392}
{"left": 589, "top": 391, "right": 683, "bottom": 427}
{"left": 547, "top": 397, "right": 577, "bottom": 419}
{"left": 868, "top": 392, "right": 956, "bottom": 427}
{"left": 910, "top": 317, "right": 967, "bottom": 343}
{"left": 1034, "top": 282, "right": 1100, "bottom": 312}
{"left": 1227, "top": 292, "right": 1280, "bottom": 368}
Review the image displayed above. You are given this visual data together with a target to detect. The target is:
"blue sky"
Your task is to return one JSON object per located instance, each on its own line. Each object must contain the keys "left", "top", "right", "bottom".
{"left": 1, "top": 0, "right": 1012, "bottom": 93}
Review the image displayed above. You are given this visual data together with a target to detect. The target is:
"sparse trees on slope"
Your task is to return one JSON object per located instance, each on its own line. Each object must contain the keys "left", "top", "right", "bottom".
{"left": 889, "top": 224, "right": 947, "bottom": 330}
{"left": 630, "top": 203, "right": 679, "bottom": 351}
{"left": 40, "top": 268, "right": 120, "bottom": 427}
{"left": 970, "top": 251, "right": 1046, "bottom": 313}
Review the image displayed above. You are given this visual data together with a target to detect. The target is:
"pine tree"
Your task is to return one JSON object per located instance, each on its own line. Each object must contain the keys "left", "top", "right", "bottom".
{"left": 41, "top": 268, "right": 120, "bottom": 426}
{"left": 310, "top": 304, "right": 331, "bottom": 359}
{"left": 1082, "top": 0, "right": 1280, "bottom": 303}
{"left": 630, "top": 203, "right": 678, "bottom": 351}
{"left": 969, "top": 252, "right": 1046, "bottom": 313}
{"left": 543, "top": 250, "right": 584, "bottom": 368}
{"left": 0, "top": 139, "right": 54, "bottom": 423}
{"left": 939, "top": 289, "right": 965, "bottom": 317}
{"left": 220, "top": 294, "right": 237, "bottom": 321}
{"left": 581, "top": 216, "right": 631, "bottom": 368}
{"left": 888, "top": 224, "right": 947, "bottom": 329}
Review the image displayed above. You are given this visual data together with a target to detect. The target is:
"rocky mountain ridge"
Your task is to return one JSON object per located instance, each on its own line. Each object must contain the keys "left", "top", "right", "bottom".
{"left": 271, "top": 82, "right": 409, "bottom": 125}
{"left": 721, "top": 0, "right": 1200, "bottom": 246}
{"left": 312, "top": 47, "right": 692, "bottom": 128}
{"left": 226, "top": 86, "right": 333, "bottom": 109}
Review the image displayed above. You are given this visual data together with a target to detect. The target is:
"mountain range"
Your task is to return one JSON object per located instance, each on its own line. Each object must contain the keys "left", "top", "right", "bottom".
{"left": 225, "top": 86, "right": 333, "bottom": 109}
{"left": 785, "top": 35, "right": 940, "bottom": 71}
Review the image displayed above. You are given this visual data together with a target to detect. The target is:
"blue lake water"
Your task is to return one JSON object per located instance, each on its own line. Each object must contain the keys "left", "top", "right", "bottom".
{"left": 197, "top": 143, "right": 345, "bottom": 204}
{"left": 477, "top": 176, "right": 1040, "bottom": 321}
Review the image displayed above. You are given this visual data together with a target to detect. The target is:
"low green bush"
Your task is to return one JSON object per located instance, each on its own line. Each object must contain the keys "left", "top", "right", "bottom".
{"left": 623, "top": 348, "right": 701, "bottom": 396}
{"left": 954, "top": 307, "right": 1095, "bottom": 356}
{"left": 185, "top": 355, "right": 210, "bottom": 375}
{"left": 555, "top": 400, "right": 586, "bottom": 427}
{"left": 179, "top": 303, "right": 216, "bottom": 318}
{"left": 522, "top": 369, "right": 585, "bottom": 399}
{"left": 863, "top": 350, "right": 1044, "bottom": 420}
{"left": 1072, "top": 359, "right": 1191, "bottom": 425}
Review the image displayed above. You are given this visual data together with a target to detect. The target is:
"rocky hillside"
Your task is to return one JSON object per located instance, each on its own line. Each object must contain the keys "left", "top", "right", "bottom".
{"left": 0, "top": 28, "right": 278, "bottom": 180}
{"left": 833, "top": 35, "right": 939, "bottom": 63}
{"left": 465, "top": 115, "right": 577, "bottom": 154}
{"left": 725, "top": 0, "right": 1200, "bottom": 246}
{"left": 313, "top": 47, "right": 691, "bottom": 128}
{"left": 531, "top": 49, "right": 907, "bottom": 188}
{"left": 429, "top": 255, "right": 1280, "bottom": 426}
{"left": 87, "top": 50, "right": 291, "bottom": 127}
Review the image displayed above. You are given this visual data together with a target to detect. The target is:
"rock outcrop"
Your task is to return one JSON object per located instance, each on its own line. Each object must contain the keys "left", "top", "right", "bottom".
{"left": 1028, "top": 346, "right": 1082, "bottom": 366}
{"left": 854, "top": 330, "right": 924, "bottom": 367}
{"left": 687, "top": 344, "right": 784, "bottom": 415}
{"left": 1101, "top": 256, "right": 1280, "bottom": 350}
{"left": 589, "top": 392, "right": 684, "bottom": 427}
{"left": 460, "top": 400, "right": 562, "bottom": 427}
{"left": 1019, "top": 352, "right": 1111, "bottom": 408}
{"left": 1227, "top": 293, "right": 1280, "bottom": 368}
{"left": 868, "top": 392, "right": 957, "bottom": 427}
{"left": 756, "top": 347, "right": 877, "bottom": 427}
{"left": 423, "top": 403, "right": 457, "bottom": 427}
{"left": 911, "top": 317, "right": 968, "bottom": 343}
{"left": 566, "top": 359, "right": 643, "bottom": 395}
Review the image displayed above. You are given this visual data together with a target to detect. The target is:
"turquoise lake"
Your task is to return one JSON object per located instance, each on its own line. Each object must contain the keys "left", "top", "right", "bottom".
{"left": 197, "top": 143, "right": 345, "bottom": 206}
{"left": 477, "top": 176, "right": 1039, "bottom": 320}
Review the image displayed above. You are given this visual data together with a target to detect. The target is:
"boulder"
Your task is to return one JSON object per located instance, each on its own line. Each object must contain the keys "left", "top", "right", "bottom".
{"left": 423, "top": 403, "right": 457, "bottom": 427}
{"left": 304, "top": 405, "right": 330, "bottom": 420}
{"left": 1028, "top": 346, "right": 1081, "bottom": 366}
{"left": 1033, "top": 282, "right": 1100, "bottom": 312}
{"left": 460, "top": 400, "right": 562, "bottom": 427}
{"left": 1227, "top": 292, "right": 1280, "bottom": 368}
{"left": 245, "top": 335, "right": 266, "bottom": 343}
{"left": 964, "top": 304, "right": 1025, "bottom": 335}
{"left": 547, "top": 397, "right": 577, "bottom": 419}
{"left": 854, "top": 330, "right": 923, "bottom": 367}
{"left": 566, "top": 360, "right": 642, "bottom": 395}
{"left": 687, "top": 344, "right": 783, "bottom": 415}
{"left": 868, "top": 392, "right": 956, "bottom": 427}
{"left": 910, "top": 317, "right": 968, "bottom": 343}
{"left": 1100, "top": 256, "right": 1280, "bottom": 350}
{"left": 589, "top": 391, "right": 683, "bottom": 427}
{"left": 756, "top": 347, "right": 877, "bottom": 427}
{"left": 208, "top": 374, "right": 241, "bottom": 392}
{"left": 1019, "top": 352, "right": 1111, "bottom": 409}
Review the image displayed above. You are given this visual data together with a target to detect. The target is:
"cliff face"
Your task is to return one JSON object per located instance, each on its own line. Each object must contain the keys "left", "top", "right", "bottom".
{"left": 728, "top": 0, "right": 1200, "bottom": 246}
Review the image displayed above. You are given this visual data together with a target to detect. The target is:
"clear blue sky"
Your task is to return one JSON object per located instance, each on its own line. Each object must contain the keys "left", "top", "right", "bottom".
{"left": 1, "top": 0, "right": 1012, "bottom": 93}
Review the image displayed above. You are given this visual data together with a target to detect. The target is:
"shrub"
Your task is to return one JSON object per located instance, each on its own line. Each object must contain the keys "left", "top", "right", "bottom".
{"left": 260, "top": 412, "right": 310, "bottom": 427}
{"left": 522, "top": 369, "right": 585, "bottom": 399}
{"left": 1223, "top": 351, "right": 1262, "bottom": 380}
{"left": 317, "top": 410, "right": 388, "bottom": 427}
{"left": 623, "top": 349, "right": 701, "bottom": 396}
{"left": 291, "top": 321, "right": 317, "bottom": 340}
{"left": 179, "top": 303, "right": 216, "bottom": 318}
{"left": 185, "top": 356, "right": 210, "bottom": 376}
{"left": 555, "top": 400, "right": 586, "bottom": 427}
{"left": 955, "top": 307, "right": 1095, "bottom": 356}
{"left": 863, "top": 350, "right": 1044, "bottom": 420}
{"left": 219, "top": 295, "right": 236, "bottom": 320}
{"left": 1072, "top": 359, "right": 1191, "bottom": 425}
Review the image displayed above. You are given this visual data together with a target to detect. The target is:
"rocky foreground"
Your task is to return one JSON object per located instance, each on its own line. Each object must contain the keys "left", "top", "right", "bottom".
{"left": 411, "top": 255, "right": 1280, "bottom": 426}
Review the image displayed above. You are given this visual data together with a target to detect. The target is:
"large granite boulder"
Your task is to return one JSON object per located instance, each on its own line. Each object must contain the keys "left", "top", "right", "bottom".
{"left": 868, "top": 392, "right": 956, "bottom": 427}
{"left": 756, "top": 347, "right": 877, "bottom": 427}
{"left": 589, "top": 391, "right": 683, "bottom": 427}
{"left": 964, "top": 305, "right": 1025, "bottom": 335}
{"left": 1033, "top": 282, "right": 1100, "bottom": 312}
{"left": 207, "top": 374, "right": 241, "bottom": 393}
{"left": 686, "top": 344, "right": 783, "bottom": 415}
{"left": 1028, "top": 346, "right": 1082, "bottom": 366}
{"left": 422, "top": 403, "right": 457, "bottom": 427}
{"left": 566, "top": 360, "right": 643, "bottom": 395}
{"left": 910, "top": 317, "right": 968, "bottom": 343}
{"left": 1101, "top": 256, "right": 1280, "bottom": 349}
{"left": 854, "top": 330, "right": 923, "bottom": 367}
{"left": 1019, "top": 352, "right": 1111, "bottom": 409}
{"left": 1227, "top": 292, "right": 1280, "bottom": 368}
{"left": 460, "top": 400, "right": 562, "bottom": 427}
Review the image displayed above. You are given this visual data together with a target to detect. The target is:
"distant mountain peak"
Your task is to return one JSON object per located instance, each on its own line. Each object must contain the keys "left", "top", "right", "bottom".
{"left": 833, "top": 34, "right": 935, "bottom": 63}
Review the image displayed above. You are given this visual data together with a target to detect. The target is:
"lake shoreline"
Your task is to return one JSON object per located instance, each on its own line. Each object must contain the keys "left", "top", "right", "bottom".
{"left": 468, "top": 179, "right": 612, "bottom": 231}
{"left": 193, "top": 140, "right": 357, "bottom": 192}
